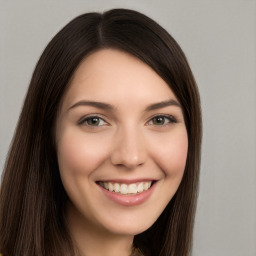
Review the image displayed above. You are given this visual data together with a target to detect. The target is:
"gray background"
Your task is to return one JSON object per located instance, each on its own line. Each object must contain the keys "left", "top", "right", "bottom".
{"left": 0, "top": 0, "right": 255, "bottom": 255}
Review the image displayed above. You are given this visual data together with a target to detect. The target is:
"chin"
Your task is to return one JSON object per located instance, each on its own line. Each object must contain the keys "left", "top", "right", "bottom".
{"left": 98, "top": 210, "right": 160, "bottom": 236}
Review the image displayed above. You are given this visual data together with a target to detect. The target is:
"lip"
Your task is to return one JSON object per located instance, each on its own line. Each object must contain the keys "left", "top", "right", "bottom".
{"left": 97, "top": 178, "right": 154, "bottom": 184}
{"left": 97, "top": 180, "right": 157, "bottom": 206}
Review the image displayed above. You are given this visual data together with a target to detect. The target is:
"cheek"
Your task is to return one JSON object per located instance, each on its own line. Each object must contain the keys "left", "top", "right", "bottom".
{"left": 150, "top": 129, "right": 188, "bottom": 177}
{"left": 56, "top": 129, "right": 109, "bottom": 177}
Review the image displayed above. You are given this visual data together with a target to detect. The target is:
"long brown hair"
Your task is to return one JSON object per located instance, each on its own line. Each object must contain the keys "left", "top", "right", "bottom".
{"left": 0, "top": 9, "right": 202, "bottom": 256}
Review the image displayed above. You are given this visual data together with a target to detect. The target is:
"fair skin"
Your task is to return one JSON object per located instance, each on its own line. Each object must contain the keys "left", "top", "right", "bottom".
{"left": 55, "top": 49, "right": 188, "bottom": 256}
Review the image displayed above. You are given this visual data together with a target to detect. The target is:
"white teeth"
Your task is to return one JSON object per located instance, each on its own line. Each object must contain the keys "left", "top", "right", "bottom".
{"left": 120, "top": 184, "right": 128, "bottom": 194}
{"left": 144, "top": 182, "right": 149, "bottom": 190}
{"left": 114, "top": 183, "right": 120, "bottom": 193}
{"left": 128, "top": 184, "right": 137, "bottom": 194}
{"left": 109, "top": 183, "right": 114, "bottom": 192}
{"left": 100, "top": 181, "right": 152, "bottom": 195}
{"left": 137, "top": 182, "right": 144, "bottom": 193}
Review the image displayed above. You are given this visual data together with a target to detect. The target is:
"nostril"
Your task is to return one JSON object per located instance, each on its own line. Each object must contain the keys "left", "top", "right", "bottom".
{"left": 110, "top": 149, "right": 146, "bottom": 169}
{"left": 110, "top": 131, "right": 147, "bottom": 168}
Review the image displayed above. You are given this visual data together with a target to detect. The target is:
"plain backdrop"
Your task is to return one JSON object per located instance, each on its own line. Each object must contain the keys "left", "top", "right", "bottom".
{"left": 0, "top": 0, "right": 255, "bottom": 255}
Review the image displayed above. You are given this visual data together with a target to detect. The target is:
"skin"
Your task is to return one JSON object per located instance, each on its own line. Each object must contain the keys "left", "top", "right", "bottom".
{"left": 55, "top": 49, "right": 188, "bottom": 256}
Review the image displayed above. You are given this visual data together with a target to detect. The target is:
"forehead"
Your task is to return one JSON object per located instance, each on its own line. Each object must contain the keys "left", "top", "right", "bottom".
{"left": 63, "top": 49, "right": 178, "bottom": 108}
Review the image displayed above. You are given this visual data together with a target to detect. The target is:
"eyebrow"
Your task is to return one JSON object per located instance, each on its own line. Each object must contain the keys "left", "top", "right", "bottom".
{"left": 145, "top": 99, "right": 181, "bottom": 111}
{"left": 68, "top": 99, "right": 181, "bottom": 112}
{"left": 68, "top": 100, "right": 114, "bottom": 111}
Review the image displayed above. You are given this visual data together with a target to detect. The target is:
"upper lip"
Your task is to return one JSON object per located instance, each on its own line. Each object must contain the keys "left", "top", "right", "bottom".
{"left": 96, "top": 178, "right": 157, "bottom": 184}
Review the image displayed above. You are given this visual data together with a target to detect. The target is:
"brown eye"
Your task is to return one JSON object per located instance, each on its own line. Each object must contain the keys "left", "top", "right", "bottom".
{"left": 148, "top": 115, "right": 177, "bottom": 126}
{"left": 87, "top": 117, "right": 101, "bottom": 126}
{"left": 152, "top": 116, "right": 166, "bottom": 125}
{"left": 79, "top": 116, "right": 107, "bottom": 126}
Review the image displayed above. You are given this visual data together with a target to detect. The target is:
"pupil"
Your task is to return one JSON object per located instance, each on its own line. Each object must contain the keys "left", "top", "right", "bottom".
{"left": 89, "top": 118, "right": 99, "bottom": 125}
{"left": 154, "top": 117, "right": 164, "bottom": 125}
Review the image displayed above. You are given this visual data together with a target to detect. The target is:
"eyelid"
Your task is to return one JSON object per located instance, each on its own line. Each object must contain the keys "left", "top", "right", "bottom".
{"left": 146, "top": 114, "right": 178, "bottom": 126}
{"left": 78, "top": 114, "right": 109, "bottom": 126}
{"left": 77, "top": 113, "right": 178, "bottom": 127}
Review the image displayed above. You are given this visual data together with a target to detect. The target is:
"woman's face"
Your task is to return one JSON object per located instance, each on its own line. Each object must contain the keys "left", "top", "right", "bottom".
{"left": 55, "top": 49, "right": 188, "bottom": 236}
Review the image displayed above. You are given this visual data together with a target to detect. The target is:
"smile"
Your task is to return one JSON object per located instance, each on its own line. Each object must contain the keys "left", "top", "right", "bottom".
{"left": 98, "top": 181, "right": 153, "bottom": 195}
{"left": 97, "top": 180, "right": 157, "bottom": 206}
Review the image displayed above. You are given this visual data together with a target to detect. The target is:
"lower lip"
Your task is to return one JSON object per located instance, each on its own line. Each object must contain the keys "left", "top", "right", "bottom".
{"left": 97, "top": 182, "right": 157, "bottom": 206}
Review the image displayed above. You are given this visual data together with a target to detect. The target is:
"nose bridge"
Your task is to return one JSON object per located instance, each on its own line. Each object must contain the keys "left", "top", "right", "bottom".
{"left": 110, "top": 123, "right": 146, "bottom": 169}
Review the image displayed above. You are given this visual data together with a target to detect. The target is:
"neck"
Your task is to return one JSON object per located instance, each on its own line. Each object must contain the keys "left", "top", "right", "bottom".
{"left": 65, "top": 201, "right": 134, "bottom": 256}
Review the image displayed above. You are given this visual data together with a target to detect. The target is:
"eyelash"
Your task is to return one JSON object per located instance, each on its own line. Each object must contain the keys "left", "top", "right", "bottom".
{"left": 78, "top": 114, "right": 108, "bottom": 126}
{"left": 147, "top": 114, "right": 178, "bottom": 126}
{"left": 78, "top": 114, "right": 177, "bottom": 127}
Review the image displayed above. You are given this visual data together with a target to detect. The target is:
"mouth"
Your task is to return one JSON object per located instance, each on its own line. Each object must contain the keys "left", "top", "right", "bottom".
{"left": 97, "top": 180, "right": 155, "bottom": 195}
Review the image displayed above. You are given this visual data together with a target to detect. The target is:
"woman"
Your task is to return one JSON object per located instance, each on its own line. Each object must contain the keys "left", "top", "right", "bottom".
{"left": 0, "top": 8, "right": 202, "bottom": 256}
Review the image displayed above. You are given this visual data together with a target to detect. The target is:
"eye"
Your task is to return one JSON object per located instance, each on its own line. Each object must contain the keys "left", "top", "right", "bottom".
{"left": 147, "top": 115, "right": 177, "bottom": 126}
{"left": 79, "top": 116, "right": 108, "bottom": 127}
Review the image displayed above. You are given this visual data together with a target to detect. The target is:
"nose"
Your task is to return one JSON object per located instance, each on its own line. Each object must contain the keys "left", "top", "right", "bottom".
{"left": 110, "top": 126, "right": 147, "bottom": 169}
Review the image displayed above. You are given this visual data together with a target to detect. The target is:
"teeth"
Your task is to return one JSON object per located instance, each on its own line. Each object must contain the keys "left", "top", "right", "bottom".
{"left": 138, "top": 183, "right": 143, "bottom": 193}
{"left": 104, "top": 182, "right": 109, "bottom": 190}
{"left": 120, "top": 184, "right": 128, "bottom": 194}
{"left": 144, "top": 182, "right": 149, "bottom": 190}
{"left": 128, "top": 184, "right": 137, "bottom": 194}
{"left": 109, "top": 183, "right": 114, "bottom": 192}
{"left": 100, "top": 181, "right": 152, "bottom": 195}
{"left": 114, "top": 183, "right": 120, "bottom": 193}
